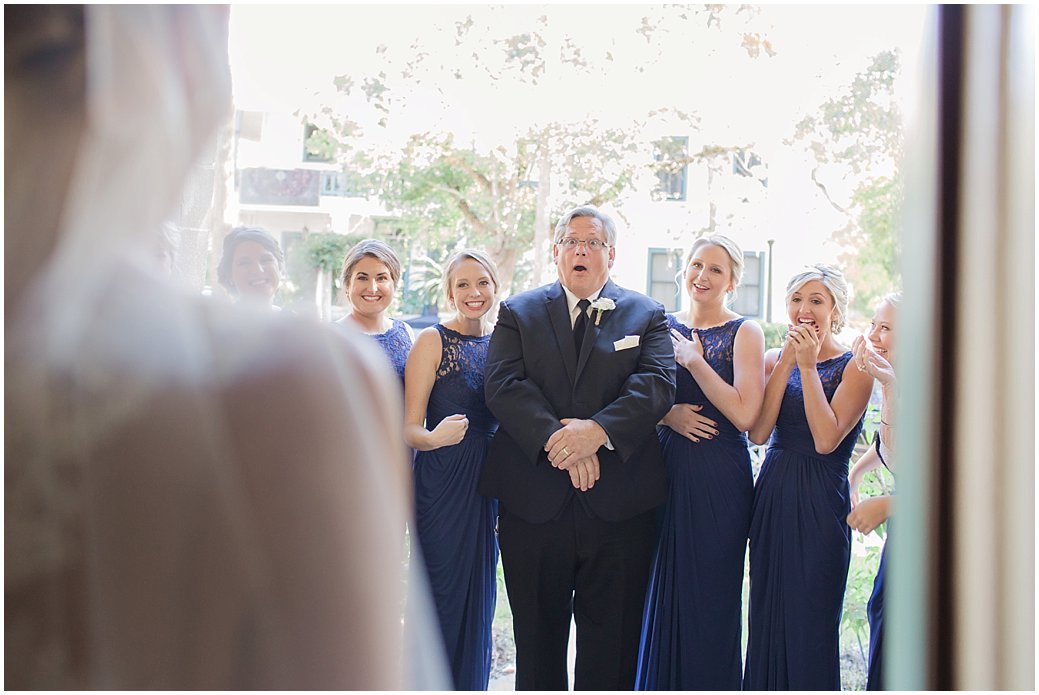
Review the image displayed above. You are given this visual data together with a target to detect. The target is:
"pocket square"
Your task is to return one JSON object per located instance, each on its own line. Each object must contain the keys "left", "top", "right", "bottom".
{"left": 613, "top": 335, "right": 640, "bottom": 351}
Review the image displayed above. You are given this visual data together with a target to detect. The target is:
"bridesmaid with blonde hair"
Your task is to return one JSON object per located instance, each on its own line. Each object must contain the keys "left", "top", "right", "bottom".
{"left": 636, "top": 234, "right": 765, "bottom": 690}
{"left": 404, "top": 249, "right": 501, "bottom": 690}
{"left": 744, "top": 264, "right": 874, "bottom": 690}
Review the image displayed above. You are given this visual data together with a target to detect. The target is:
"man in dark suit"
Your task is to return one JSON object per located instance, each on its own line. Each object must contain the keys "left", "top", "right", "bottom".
{"left": 480, "top": 205, "right": 675, "bottom": 690}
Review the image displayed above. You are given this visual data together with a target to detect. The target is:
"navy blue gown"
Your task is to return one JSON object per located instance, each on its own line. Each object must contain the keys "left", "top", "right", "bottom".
{"left": 332, "top": 317, "right": 412, "bottom": 385}
{"left": 412, "top": 324, "right": 499, "bottom": 690}
{"left": 866, "top": 541, "right": 887, "bottom": 690}
{"left": 866, "top": 433, "right": 891, "bottom": 691}
{"left": 372, "top": 318, "right": 413, "bottom": 384}
{"left": 636, "top": 316, "right": 754, "bottom": 690}
{"left": 743, "top": 351, "right": 864, "bottom": 691}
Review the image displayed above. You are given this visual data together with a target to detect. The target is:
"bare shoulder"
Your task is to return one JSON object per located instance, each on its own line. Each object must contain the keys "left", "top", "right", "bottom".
{"left": 763, "top": 347, "right": 782, "bottom": 374}
{"left": 840, "top": 352, "right": 875, "bottom": 389}
{"left": 412, "top": 325, "right": 443, "bottom": 352}
{"left": 736, "top": 318, "right": 766, "bottom": 342}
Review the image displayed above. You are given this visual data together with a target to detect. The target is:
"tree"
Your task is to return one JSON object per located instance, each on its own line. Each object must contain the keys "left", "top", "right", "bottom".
{"left": 790, "top": 50, "right": 904, "bottom": 315}
{"left": 303, "top": 5, "right": 776, "bottom": 295}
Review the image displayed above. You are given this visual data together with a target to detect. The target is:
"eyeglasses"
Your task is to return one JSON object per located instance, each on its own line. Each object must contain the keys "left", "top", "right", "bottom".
{"left": 556, "top": 238, "right": 610, "bottom": 251}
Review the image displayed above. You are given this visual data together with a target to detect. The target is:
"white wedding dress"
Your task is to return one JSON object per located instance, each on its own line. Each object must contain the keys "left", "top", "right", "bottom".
{"left": 5, "top": 6, "right": 447, "bottom": 689}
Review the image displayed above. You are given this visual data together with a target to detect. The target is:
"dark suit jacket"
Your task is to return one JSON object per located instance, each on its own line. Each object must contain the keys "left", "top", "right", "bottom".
{"left": 480, "top": 279, "right": 676, "bottom": 524}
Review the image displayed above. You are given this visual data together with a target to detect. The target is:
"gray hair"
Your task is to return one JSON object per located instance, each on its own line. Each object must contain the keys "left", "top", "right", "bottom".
{"left": 686, "top": 234, "right": 745, "bottom": 301}
{"left": 785, "top": 263, "right": 850, "bottom": 333}
{"left": 553, "top": 205, "right": 617, "bottom": 247}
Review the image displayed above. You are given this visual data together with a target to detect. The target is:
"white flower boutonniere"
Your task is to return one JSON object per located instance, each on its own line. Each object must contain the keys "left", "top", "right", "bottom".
{"left": 590, "top": 297, "right": 616, "bottom": 326}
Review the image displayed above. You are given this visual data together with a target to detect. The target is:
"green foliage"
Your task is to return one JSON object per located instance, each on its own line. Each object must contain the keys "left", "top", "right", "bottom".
{"left": 302, "top": 232, "right": 355, "bottom": 272}
{"left": 793, "top": 50, "right": 902, "bottom": 174}
{"left": 407, "top": 254, "right": 445, "bottom": 312}
{"left": 793, "top": 49, "right": 904, "bottom": 319}
{"left": 842, "top": 544, "right": 882, "bottom": 666}
{"left": 303, "top": 125, "right": 339, "bottom": 162}
{"left": 760, "top": 321, "right": 788, "bottom": 350}
{"left": 843, "top": 176, "right": 903, "bottom": 316}
{"left": 303, "top": 6, "right": 769, "bottom": 295}
{"left": 282, "top": 232, "right": 362, "bottom": 310}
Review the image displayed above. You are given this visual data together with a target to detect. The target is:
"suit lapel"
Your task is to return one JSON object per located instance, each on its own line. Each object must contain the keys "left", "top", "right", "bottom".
{"left": 575, "top": 279, "right": 621, "bottom": 380}
{"left": 545, "top": 282, "right": 577, "bottom": 384}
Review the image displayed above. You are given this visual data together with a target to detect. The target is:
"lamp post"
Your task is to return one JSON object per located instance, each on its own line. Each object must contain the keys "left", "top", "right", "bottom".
{"left": 766, "top": 239, "right": 775, "bottom": 323}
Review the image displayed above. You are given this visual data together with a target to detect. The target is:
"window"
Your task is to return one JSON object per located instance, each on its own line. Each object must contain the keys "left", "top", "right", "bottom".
{"left": 731, "top": 250, "right": 765, "bottom": 317}
{"left": 321, "top": 171, "right": 344, "bottom": 196}
{"left": 646, "top": 248, "right": 683, "bottom": 312}
{"left": 653, "top": 136, "right": 688, "bottom": 202}
{"left": 320, "top": 170, "right": 365, "bottom": 198}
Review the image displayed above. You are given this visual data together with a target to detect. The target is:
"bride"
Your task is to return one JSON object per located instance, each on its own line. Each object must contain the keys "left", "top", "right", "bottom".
{"left": 5, "top": 6, "right": 444, "bottom": 689}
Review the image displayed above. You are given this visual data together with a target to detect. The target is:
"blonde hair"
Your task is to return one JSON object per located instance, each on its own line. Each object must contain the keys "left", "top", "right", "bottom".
{"left": 442, "top": 249, "right": 501, "bottom": 308}
{"left": 880, "top": 291, "right": 903, "bottom": 307}
{"left": 686, "top": 234, "right": 745, "bottom": 301}
{"left": 785, "top": 264, "right": 850, "bottom": 333}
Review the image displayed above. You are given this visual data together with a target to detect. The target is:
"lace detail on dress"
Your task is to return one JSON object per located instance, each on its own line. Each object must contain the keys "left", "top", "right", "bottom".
{"left": 435, "top": 324, "right": 491, "bottom": 393}
{"left": 770, "top": 350, "right": 862, "bottom": 465}
{"left": 667, "top": 315, "right": 746, "bottom": 377}
{"left": 780, "top": 351, "right": 852, "bottom": 402}
{"left": 372, "top": 319, "right": 412, "bottom": 382}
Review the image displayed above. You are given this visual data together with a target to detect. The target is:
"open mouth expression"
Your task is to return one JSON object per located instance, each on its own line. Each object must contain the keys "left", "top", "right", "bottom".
{"left": 787, "top": 280, "right": 835, "bottom": 337}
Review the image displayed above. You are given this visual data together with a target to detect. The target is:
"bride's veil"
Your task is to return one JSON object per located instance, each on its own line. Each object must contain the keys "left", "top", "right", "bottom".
{"left": 6, "top": 6, "right": 448, "bottom": 689}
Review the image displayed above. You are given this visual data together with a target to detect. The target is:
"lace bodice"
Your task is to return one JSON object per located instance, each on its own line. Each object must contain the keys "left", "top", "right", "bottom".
{"left": 372, "top": 319, "right": 412, "bottom": 383}
{"left": 428, "top": 324, "right": 497, "bottom": 436}
{"left": 770, "top": 351, "right": 864, "bottom": 466}
{"left": 667, "top": 314, "right": 747, "bottom": 442}
{"left": 332, "top": 318, "right": 412, "bottom": 384}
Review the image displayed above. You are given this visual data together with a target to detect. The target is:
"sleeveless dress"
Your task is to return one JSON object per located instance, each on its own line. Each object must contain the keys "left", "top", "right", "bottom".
{"left": 636, "top": 316, "right": 753, "bottom": 690}
{"left": 866, "top": 433, "right": 892, "bottom": 691}
{"left": 411, "top": 324, "right": 499, "bottom": 690}
{"left": 371, "top": 318, "right": 413, "bottom": 384}
{"left": 743, "top": 351, "right": 864, "bottom": 690}
{"left": 333, "top": 318, "right": 412, "bottom": 385}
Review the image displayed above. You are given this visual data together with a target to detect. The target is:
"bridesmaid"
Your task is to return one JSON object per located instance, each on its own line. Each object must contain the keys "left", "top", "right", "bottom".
{"left": 847, "top": 292, "right": 900, "bottom": 691}
{"left": 216, "top": 226, "right": 285, "bottom": 309}
{"left": 334, "top": 239, "right": 414, "bottom": 383}
{"left": 404, "top": 249, "right": 500, "bottom": 690}
{"left": 636, "top": 235, "right": 764, "bottom": 690}
{"left": 744, "top": 264, "right": 874, "bottom": 690}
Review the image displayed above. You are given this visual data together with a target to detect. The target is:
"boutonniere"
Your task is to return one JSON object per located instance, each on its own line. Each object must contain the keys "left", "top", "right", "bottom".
{"left": 589, "top": 297, "right": 616, "bottom": 326}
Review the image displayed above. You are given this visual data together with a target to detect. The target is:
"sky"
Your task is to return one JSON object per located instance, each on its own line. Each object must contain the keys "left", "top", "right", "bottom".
{"left": 228, "top": 4, "right": 930, "bottom": 145}
{"left": 226, "top": 3, "right": 931, "bottom": 321}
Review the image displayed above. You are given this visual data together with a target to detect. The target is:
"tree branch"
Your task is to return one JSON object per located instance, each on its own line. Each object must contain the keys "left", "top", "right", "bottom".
{"left": 810, "top": 165, "right": 850, "bottom": 217}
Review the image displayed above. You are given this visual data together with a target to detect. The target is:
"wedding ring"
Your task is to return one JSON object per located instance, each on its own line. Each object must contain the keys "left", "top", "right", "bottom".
{"left": 563, "top": 447, "right": 571, "bottom": 457}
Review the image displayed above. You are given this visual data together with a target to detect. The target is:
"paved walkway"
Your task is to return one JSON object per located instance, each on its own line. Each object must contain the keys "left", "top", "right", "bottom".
{"left": 489, "top": 618, "right": 577, "bottom": 690}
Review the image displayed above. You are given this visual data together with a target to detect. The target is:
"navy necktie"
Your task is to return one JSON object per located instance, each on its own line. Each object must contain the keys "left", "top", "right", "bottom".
{"left": 574, "top": 298, "right": 591, "bottom": 355}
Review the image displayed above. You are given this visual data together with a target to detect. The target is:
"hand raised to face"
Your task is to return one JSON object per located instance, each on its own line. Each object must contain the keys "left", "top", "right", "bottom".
{"left": 785, "top": 323, "right": 821, "bottom": 369}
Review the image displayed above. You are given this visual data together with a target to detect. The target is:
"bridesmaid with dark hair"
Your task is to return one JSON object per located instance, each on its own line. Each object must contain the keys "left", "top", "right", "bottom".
{"left": 744, "top": 264, "right": 874, "bottom": 690}
{"left": 635, "top": 234, "right": 764, "bottom": 690}
{"left": 404, "top": 249, "right": 501, "bottom": 690}
{"left": 216, "top": 226, "right": 285, "bottom": 308}
{"left": 334, "top": 239, "right": 414, "bottom": 383}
